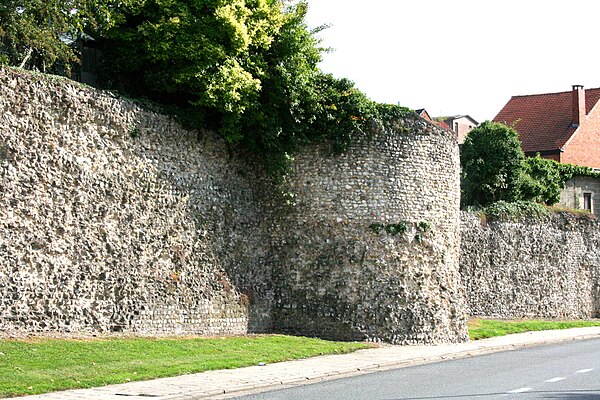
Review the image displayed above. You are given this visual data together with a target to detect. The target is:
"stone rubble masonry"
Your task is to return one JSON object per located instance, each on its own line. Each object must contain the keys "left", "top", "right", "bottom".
{"left": 460, "top": 211, "right": 600, "bottom": 319}
{"left": 0, "top": 68, "right": 274, "bottom": 336}
{"left": 270, "top": 120, "right": 469, "bottom": 344}
{"left": 0, "top": 67, "right": 468, "bottom": 343}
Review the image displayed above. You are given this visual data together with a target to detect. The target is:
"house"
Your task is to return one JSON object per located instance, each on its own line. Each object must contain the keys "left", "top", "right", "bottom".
{"left": 415, "top": 108, "right": 433, "bottom": 122}
{"left": 433, "top": 119, "right": 451, "bottom": 131}
{"left": 439, "top": 115, "right": 478, "bottom": 144}
{"left": 494, "top": 85, "right": 600, "bottom": 215}
{"left": 416, "top": 108, "right": 450, "bottom": 131}
{"left": 415, "top": 109, "right": 476, "bottom": 142}
{"left": 560, "top": 175, "right": 600, "bottom": 215}
{"left": 493, "top": 85, "right": 600, "bottom": 168}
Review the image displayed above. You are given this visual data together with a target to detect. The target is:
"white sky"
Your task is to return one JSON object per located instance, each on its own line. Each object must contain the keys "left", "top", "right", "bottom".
{"left": 304, "top": 0, "right": 600, "bottom": 123}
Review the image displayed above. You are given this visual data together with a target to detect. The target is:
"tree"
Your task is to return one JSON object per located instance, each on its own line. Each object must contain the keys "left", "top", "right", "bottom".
{"left": 99, "top": 0, "right": 287, "bottom": 123}
{"left": 98, "top": 0, "right": 391, "bottom": 174}
{"left": 461, "top": 123, "right": 600, "bottom": 208}
{"left": 0, "top": 0, "right": 134, "bottom": 72}
{"left": 0, "top": 0, "right": 77, "bottom": 70}
{"left": 460, "top": 121, "right": 527, "bottom": 207}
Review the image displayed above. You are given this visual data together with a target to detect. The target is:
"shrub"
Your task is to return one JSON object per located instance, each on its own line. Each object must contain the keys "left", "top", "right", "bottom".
{"left": 461, "top": 121, "right": 526, "bottom": 207}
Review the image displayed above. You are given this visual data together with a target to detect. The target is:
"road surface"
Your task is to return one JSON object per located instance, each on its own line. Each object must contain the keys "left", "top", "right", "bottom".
{"left": 231, "top": 338, "right": 600, "bottom": 399}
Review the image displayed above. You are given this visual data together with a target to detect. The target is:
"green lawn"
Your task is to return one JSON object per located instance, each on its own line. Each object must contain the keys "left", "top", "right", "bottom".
{"left": 0, "top": 335, "right": 369, "bottom": 398}
{"left": 4, "top": 320, "right": 600, "bottom": 397}
{"left": 468, "top": 318, "right": 600, "bottom": 340}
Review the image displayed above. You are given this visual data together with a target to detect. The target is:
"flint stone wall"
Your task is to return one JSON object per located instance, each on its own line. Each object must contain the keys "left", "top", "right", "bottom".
{"left": 0, "top": 68, "right": 273, "bottom": 335}
{"left": 270, "top": 120, "right": 468, "bottom": 344}
{"left": 0, "top": 68, "right": 467, "bottom": 343}
{"left": 460, "top": 212, "right": 600, "bottom": 318}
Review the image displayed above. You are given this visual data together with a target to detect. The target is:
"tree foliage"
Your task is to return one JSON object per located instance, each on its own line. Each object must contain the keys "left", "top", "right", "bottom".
{"left": 2, "top": 0, "right": 410, "bottom": 174}
{"left": 96, "top": 0, "right": 409, "bottom": 172}
{"left": 461, "top": 122, "right": 600, "bottom": 208}
{"left": 0, "top": 0, "right": 76, "bottom": 70}
{"left": 0, "top": 0, "right": 130, "bottom": 71}
{"left": 99, "top": 0, "right": 284, "bottom": 113}
{"left": 460, "top": 121, "right": 527, "bottom": 207}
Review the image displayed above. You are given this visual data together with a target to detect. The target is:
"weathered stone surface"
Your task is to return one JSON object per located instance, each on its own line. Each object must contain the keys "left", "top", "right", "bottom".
{"left": 0, "top": 68, "right": 273, "bottom": 336}
{"left": 270, "top": 122, "right": 468, "bottom": 344}
{"left": 460, "top": 212, "right": 600, "bottom": 319}
{"left": 0, "top": 67, "right": 468, "bottom": 343}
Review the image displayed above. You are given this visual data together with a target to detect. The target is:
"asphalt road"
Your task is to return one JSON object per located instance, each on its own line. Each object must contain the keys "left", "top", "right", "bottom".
{"left": 232, "top": 338, "right": 600, "bottom": 400}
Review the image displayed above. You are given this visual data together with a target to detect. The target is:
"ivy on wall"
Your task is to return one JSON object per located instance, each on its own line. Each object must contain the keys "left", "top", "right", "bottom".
{"left": 368, "top": 220, "right": 433, "bottom": 245}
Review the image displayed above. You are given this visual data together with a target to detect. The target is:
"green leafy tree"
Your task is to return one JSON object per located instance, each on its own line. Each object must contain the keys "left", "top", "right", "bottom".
{"left": 98, "top": 0, "right": 395, "bottom": 174}
{"left": 462, "top": 124, "right": 600, "bottom": 208}
{"left": 227, "top": 0, "right": 325, "bottom": 154}
{"left": 460, "top": 123, "right": 600, "bottom": 208}
{"left": 99, "top": 0, "right": 286, "bottom": 125}
{"left": 460, "top": 121, "right": 527, "bottom": 207}
{"left": 0, "top": 0, "right": 133, "bottom": 71}
{"left": 0, "top": 0, "right": 77, "bottom": 70}
{"left": 309, "top": 74, "right": 377, "bottom": 153}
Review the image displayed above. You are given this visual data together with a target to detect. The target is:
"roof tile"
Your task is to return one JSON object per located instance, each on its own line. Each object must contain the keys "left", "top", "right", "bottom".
{"left": 493, "top": 87, "right": 600, "bottom": 153}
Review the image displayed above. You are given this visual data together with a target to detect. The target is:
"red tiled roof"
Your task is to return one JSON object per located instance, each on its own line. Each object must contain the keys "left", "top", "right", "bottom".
{"left": 493, "top": 87, "right": 600, "bottom": 153}
{"left": 437, "top": 121, "right": 450, "bottom": 130}
{"left": 432, "top": 120, "right": 450, "bottom": 130}
{"left": 434, "top": 121, "right": 450, "bottom": 130}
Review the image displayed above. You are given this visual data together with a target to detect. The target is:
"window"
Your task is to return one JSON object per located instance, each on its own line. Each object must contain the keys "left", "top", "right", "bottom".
{"left": 583, "top": 192, "right": 592, "bottom": 212}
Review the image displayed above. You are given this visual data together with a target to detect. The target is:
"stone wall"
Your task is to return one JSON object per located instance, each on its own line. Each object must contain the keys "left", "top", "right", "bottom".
{"left": 0, "top": 68, "right": 273, "bottom": 336}
{"left": 0, "top": 68, "right": 468, "bottom": 343}
{"left": 270, "top": 120, "right": 468, "bottom": 344}
{"left": 460, "top": 212, "right": 600, "bottom": 319}
{"left": 9, "top": 68, "right": 600, "bottom": 344}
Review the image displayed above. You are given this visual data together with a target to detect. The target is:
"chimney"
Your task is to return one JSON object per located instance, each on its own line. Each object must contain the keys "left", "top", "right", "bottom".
{"left": 572, "top": 84, "right": 586, "bottom": 126}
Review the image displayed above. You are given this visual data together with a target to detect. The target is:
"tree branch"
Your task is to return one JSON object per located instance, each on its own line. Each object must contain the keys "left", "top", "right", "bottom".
{"left": 19, "top": 47, "right": 33, "bottom": 69}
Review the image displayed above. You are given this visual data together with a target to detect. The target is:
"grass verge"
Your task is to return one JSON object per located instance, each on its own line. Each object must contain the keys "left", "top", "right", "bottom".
{"left": 468, "top": 318, "right": 600, "bottom": 340}
{"left": 0, "top": 335, "right": 369, "bottom": 398}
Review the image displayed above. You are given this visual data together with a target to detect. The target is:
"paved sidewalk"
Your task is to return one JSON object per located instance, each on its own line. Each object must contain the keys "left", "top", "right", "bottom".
{"left": 21, "top": 327, "right": 600, "bottom": 400}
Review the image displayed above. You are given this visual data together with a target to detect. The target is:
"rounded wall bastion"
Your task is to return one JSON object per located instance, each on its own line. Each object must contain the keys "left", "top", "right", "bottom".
{"left": 269, "top": 117, "right": 469, "bottom": 344}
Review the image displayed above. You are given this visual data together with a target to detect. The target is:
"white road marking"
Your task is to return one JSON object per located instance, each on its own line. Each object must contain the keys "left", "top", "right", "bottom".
{"left": 545, "top": 377, "right": 566, "bottom": 383}
{"left": 507, "top": 387, "right": 533, "bottom": 393}
{"left": 576, "top": 369, "right": 594, "bottom": 374}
